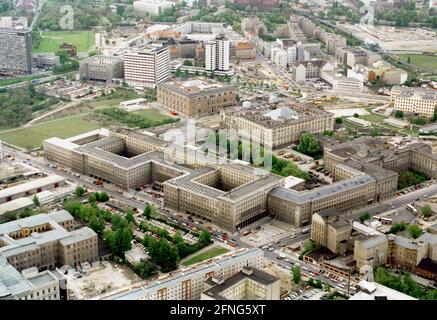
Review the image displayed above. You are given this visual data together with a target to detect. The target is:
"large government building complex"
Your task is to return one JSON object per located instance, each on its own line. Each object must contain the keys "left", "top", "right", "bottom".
{"left": 43, "top": 125, "right": 437, "bottom": 233}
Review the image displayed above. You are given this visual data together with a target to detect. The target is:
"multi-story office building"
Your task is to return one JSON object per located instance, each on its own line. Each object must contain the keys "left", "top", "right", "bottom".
{"left": 79, "top": 55, "right": 123, "bottom": 84}
{"left": 390, "top": 86, "right": 437, "bottom": 118}
{"left": 33, "top": 54, "right": 60, "bottom": 69}
{"left": 205, "top": 34, "right": 230, "bottom": 73}
{"left": 201, "top": 267, "right": 280, "bottom": 300}
{"left": 157, "top": 78, "right": 236, "bottom": 116}
{"left": 0, "top": 211, "right": 98, "bottom": 271}
{"left": 310, "top": 208, "right": 351, "bottom": 256}
{"left": 221, "top": 99, "right": 334, "bottom": 148}
{"left": 0, "top": 27, "right": 32, "bottom": 73}
{"left": 123, "top": 44, "right": 170, "bottom": 87}
{"left": 133, "top": 0, "right": 174, "bottom": 15}
{"left": 44, "top": 128, "right": 437, "bottom": 233}
{"left": 94, "top": 248, "right": 265, "bottom": 300}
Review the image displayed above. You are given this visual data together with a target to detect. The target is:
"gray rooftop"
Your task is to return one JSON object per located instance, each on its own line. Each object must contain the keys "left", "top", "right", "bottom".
{"left": 269, "top": 174, "right": 375, "bottom": 204}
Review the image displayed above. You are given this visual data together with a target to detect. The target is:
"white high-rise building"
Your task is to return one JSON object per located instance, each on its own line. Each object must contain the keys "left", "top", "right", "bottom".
{"left": 133, "top": 0, "right": 174, "bottom": 15}
{"left": 205, "top": 34, "right": 230, "bottom": 73}
{"left": 123, "top": 44, "right": 170, "bottom": 87}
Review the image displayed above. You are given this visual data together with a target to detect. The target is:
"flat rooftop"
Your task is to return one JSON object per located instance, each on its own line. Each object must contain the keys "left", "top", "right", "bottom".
{"left": 158, "top": 78, "right": 235, "bottom": 98}
{"left": 223, "top": 100, "right": 332, "bottom": 129}
{"left": 0, "top": 175, "right": 65, "bottom": 200}
{"left": 269, "top": 174, "right": 375, "bottom": 204}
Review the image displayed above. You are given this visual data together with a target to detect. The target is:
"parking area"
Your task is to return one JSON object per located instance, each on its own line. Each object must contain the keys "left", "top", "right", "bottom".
{"left": 239, "top": 220, "right": 296, "bottom": 247}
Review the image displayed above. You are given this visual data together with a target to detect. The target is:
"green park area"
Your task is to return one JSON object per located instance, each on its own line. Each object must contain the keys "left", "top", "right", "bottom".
{"left": 33, "top": 31, "right": 95, "bottom": 53}
{"left": 0, "top": 114, "right": 100, "bottom": 150}
{"left": 182, "top": 247, "right": 230, "bottom": 266}
{"left": 399, "top": 54, "right": 437, "bottom": 73}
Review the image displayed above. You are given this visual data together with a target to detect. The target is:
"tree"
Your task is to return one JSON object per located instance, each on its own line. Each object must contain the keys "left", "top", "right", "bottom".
{"left": 292, "top": 266, "right": 301, "bottom": 284}
{"left": 359, "top": 212, "right": 371, "bottom": 223}
{"left": 335, "top": 117, "right": 343, "bottom": 125}
{"left": 147, "top": 238, "right": 178, "bottom": 272}
{"left": 96, "top": 192, "right": 109, "bottom": 202}
{"left": 125, "top": 210, "right": 136, "bottom": 224}
{"left": 388, "top": 221, "right": 407, "bottom": 234}
{"left": 236, "top": 93, "right": 240, "bottom": 103}
{"left": 111, "top": 213, "right": 127, "bottom": 230}
{"left": 353, "top": 113, "right": 359, "bottom": 118}
{"left": 394, "top": 110, "right": 404, "bottom": 119}
{"left": 297, "top": 133, "right": 321, "bottom": 157}
{"left": 408, "top": 224, "right": 422, "bottom": 239}
{"left": 32, "top": 194, "right": 40, "bottom": 207}
{"left": 111, "top": 227, "right": 132, "bottom": 257}
{"left": 143, "top": 204, "right": 155, "bottom": 219}
{"left": 199, "top": 230, "right": 212, "bottom": 245}
{"left": 183, "top": 59, "right": 193, "bottom": 66}
{"left": 75, "top": 186, "right": 86, "bottom": 198}
{"left": 88, "top": 193, "right": 97, "bottom": 204}
{"left": 89, "top": 214, "right": 105, "bottom": 235}
{"left": 421, "top": 204, "right": 433, "bottom": 218}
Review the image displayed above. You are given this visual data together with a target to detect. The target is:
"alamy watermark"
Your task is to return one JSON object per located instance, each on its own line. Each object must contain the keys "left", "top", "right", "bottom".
{"left": 59, "top": 5, "right": 74, "bottom": 30}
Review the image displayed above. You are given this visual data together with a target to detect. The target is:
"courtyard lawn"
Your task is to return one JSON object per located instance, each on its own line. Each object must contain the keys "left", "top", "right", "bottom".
{"left": 33, "top": 31, "right": 95, "bottom": 53}
{"left": 0, "top": 114, "right": 100, "bottom": 150}
{"left": 182, "top": 247, "right": 230, "bottom": 266}
{"left": 399, "top": 54, "right": 437, "bottom": 73}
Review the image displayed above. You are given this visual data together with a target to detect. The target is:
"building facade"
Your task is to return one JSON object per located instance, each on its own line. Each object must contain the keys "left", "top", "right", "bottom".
{"left": 123, "top": 45, "right": 170, "bottom": 86}
{"left": 0, "top": 27, "right": 32, "bottom": 73}
{"left": 157, "top": 78, "right": 236, "bottom": 116}
{"left": 79, "top": 55, "right": 123, "bottom": 84}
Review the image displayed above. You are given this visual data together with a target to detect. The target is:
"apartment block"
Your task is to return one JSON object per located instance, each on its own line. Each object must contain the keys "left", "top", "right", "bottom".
{"left": 205, "top": 34, "right": 230, "bottom": 73}
{"left": 291, "top": 60, "right": 327, "bottom": 82}
{"left": 95, "top": 248, "right": 265, "bottom": 300}
{"left": 0, "top": 27, "right": 32, "bottom": 73}
{"left": 157, "top": 78, "right": 236, "bottom": 116}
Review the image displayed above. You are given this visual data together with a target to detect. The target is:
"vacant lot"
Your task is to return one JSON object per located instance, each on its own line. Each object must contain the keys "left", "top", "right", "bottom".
{"left": 33, "top": 31, "right": 95, "bottom": 53}
{"left": 86, "top": 90, "right": 142, "bottom": 109}
{"left": 399, "top": 54, "right": 437, "bottom": 72}
{"left": 0, "top": 114, "right": 100, "bottom": 149}
{"left": 182, "top": 247, "right": 229, "bottom": 266}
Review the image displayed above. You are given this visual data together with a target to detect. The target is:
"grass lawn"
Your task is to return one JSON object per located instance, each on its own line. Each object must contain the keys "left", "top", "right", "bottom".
{"left": 86, "top": 89, "right": 142, "bottom": 109}
{"left": 133, "top": 109, "right": 169, "bottom": 121}
{"left": 0, "top": 114, "right": 100, "bottom": 150}
{"left": 359, "top": 113, "right": 386, "bottom": 124}
{"left": 399, "top": 54, "right": 437, "bottom": 73}
{"left": 182, "top": 247, "right": 230, "bottom": 266}
{"left": 33, "top": 31, "right": 95, "bottom": 53}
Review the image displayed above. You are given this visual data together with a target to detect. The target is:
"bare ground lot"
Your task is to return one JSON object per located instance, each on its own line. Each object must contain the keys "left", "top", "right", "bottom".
{"left": 67, "top": 261, "right": 141, "bottom": 300}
